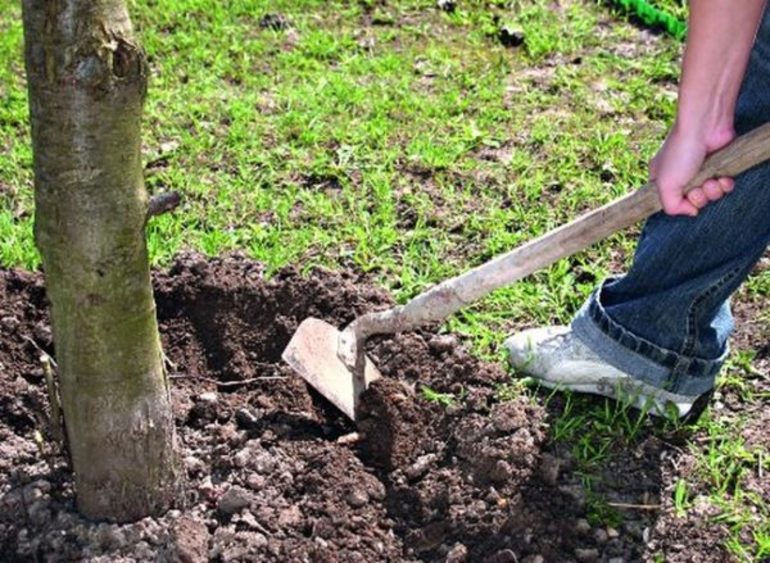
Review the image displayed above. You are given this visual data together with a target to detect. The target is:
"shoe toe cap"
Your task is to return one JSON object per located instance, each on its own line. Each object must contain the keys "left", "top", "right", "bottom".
{"left": 503, "top": 332, "right": 533, "bottom": 368}
{"left": 504, "top": 326, "right": 569, "bottom": 370}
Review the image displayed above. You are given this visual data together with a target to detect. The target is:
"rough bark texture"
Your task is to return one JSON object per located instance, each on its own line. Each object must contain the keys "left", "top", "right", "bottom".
{"left": 21, "top": 0, "right": 180, "bottom": 522}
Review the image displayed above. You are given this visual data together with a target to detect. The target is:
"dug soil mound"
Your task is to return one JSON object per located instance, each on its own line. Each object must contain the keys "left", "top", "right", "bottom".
{"left": 1, "top": 253, "right": 671, "bottom": 562}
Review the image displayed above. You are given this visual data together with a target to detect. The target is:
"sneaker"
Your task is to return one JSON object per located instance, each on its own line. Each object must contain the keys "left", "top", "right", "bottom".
{"left": 504, "top": 326, "right": 697, "bottom": 418}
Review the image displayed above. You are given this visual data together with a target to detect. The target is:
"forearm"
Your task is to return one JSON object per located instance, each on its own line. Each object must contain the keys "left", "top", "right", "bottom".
{"left": 675, "top": 0, "right": 766, "bottom": 142}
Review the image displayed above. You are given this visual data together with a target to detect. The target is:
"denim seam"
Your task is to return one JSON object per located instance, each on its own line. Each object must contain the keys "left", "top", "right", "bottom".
{"left": 681, "top": 265, "right": 741, "bottom": 361}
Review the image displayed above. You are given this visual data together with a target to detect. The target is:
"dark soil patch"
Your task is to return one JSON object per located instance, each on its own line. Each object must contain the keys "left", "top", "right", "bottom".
{"left": 0, "top": 253, "right": 757, "bottom": 562}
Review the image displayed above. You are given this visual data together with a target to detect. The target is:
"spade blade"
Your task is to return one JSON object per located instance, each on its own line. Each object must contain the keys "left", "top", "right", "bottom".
{"left": 282, "top": 317, "right": 381, "bottom": 420}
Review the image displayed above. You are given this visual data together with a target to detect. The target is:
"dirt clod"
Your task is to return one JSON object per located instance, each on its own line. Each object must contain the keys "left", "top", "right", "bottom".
{"left": 357, "top": 378, "right": 430, "bottom": 470}
{"left": 170, "top": 515, "right": 209, "bottom": 563}
{"left": 499, "top": 26, "right": 525, "bottom": 48}
{"left": 218, "top": 486, "right": 253, "bottom": 515}
{"left": 259, "top": 13, "right": 290, "bottom": 31}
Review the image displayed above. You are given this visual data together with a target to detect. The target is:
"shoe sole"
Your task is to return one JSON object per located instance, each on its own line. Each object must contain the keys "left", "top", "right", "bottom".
{"left": 533, "top": 378, "right": 694, "bottom": 418}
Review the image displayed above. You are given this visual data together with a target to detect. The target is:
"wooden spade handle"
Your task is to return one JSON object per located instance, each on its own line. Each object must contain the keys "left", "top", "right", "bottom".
{"left": 347, "top": 122, "right": 770, "bottom": 340}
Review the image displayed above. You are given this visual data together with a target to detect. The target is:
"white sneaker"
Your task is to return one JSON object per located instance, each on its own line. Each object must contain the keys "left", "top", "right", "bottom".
{"left": 505, "top": 326, "right": 696, "bottom": 418}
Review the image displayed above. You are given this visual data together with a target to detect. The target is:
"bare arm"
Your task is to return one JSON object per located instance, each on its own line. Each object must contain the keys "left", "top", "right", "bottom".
{"left": 651, "top": 0, "right": 767, "bottom": 216}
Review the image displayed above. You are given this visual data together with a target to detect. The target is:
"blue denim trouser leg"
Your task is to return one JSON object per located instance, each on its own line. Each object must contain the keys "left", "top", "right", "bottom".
{"left": 572, "top": 8, "right": 770, "bottom": 398}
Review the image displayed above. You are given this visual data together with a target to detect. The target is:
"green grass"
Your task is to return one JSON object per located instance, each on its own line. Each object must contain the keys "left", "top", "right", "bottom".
{"left": 538, "top": 387, "right": 661, "bottom": 525}
{"left": 2, "top": 0, "right": 768, "bottom": 559}
{"left": 420, "top": 384, "right": 458, "bottom": 407}
{"left": 686, "top": 412, "right": 770, "bottom": 561}
{"left": 649, "top": 0, "right": 688, "bottom": 21}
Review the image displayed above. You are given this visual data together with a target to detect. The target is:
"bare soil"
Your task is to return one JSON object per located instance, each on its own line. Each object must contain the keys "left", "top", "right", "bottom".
{"left": 0, "top": 253, "right": 766, "bottom": 562}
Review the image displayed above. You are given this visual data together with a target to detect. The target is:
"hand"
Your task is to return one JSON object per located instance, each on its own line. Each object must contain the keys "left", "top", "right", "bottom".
{"left": 649, "top": 127, "right": 736, "bottom": 216}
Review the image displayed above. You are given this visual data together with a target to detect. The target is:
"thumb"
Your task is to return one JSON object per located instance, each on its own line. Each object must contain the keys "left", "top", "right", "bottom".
{"left": 656, "top": 176, "right": 699, "bottom": 217}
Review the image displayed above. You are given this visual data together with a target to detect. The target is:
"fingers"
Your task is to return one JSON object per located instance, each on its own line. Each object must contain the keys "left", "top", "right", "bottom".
{"left": 701, "top": 179, "right": 723, "bottom": 202}
{"left": 686, "top": 176, "right": 735, "bottom": 209}
{"left": 659, "top": 176, "right": 734, "bottom": 216}
{"left": 718, "top": 176, "right": 735, "bottom": 193}
{"left": 685, "top": 187, "right": 709, "bottom": 210}
{"left": 659, "top": 185, "right": 699, "bottom": 217}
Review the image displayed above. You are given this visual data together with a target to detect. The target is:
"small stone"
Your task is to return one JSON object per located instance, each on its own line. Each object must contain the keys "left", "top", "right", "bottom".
{"left": 499, "top": 26, "right": 525, "bottom": 48}
{"left": 574, "top": 548, "right": 600, "bottom": 563}
{"left": 218, "top": 486, "right": 252, "bottom": 515}
{"left": 278, "top": 505, "right": 302, "bottom": 527}
{"left": 606, "top": 526, "right": 620, "bottom": 539}
{"left": 246, "top": 473, "right": 265, "bottom": 490}
{"left": 574, "top": 518, "right": 591, "bottom": 535}
{"left": 428, "top": 334, "right": 458, "bottom": 354}
{"left": 253, "top": 452, "right": 276, "bottom": 474}
{"left": 522, "top": 556, "right": 544, "bottom": 563}
{"left": 233, "top": 448, "right": 251, "bottom": 468}
{"left": 345, "top": 489, "right": 369, "bottom": 508}
{"left": 405, "top": 453, "right": 437, "bottom": 481}
{"left": 488, "top": 460, "right": 513, "bottom": 483}
{"left": 446, "top": 542, "right": 468, "bottom": 562}
{"left": 607, "top": 558, "right": 624, "bottom": 563}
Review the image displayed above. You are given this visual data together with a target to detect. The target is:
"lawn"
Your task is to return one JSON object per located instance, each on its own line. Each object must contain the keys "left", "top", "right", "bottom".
{"left": 1, "top": 0, "right": 769, "bottom": 560}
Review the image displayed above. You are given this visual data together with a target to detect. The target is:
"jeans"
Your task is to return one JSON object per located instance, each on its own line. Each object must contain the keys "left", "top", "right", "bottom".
{"left": 572, "top": 7, "right": 770, "bottom": 398}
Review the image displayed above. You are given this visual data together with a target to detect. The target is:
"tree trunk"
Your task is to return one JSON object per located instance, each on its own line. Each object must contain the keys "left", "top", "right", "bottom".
{"left": 21, "top": 0, "right": 180, "bottom": 522}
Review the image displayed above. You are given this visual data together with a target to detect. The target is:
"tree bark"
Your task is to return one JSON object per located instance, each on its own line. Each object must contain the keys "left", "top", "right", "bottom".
{"left": 21, "top": 0, "right": 180, "bottom": 521}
